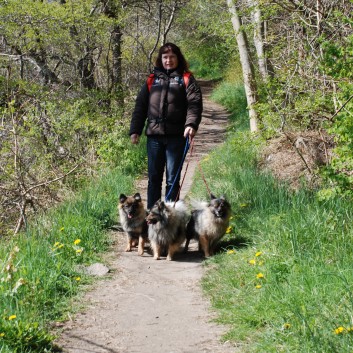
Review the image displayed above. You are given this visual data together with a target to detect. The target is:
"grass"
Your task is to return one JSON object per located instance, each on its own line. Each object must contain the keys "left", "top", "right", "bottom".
{"left": 211, "top": 81, "right": 249, "bottom": 132}
{"left": 186, "top": 81, "right": 353, "bottom": 352}
{"left": 0, "top": 136, "right": 146, "bottom": 352}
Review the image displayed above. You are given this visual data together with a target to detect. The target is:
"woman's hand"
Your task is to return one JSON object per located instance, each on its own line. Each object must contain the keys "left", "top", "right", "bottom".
{"left": 130, "top": 134, "right": 140, "bottom": 144}
{"left": 184, "top": 127, "right": 196, "bottom": 141}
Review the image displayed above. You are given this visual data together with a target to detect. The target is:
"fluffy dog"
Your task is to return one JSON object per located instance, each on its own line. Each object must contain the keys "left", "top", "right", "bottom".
{"left": 184, "top": 194, "right": 231, "bottom": 257}
{"left": 146, "top": 200, "right": 189, "bottom": 261}
{"left": 118, "top": 193, "right": 148, "bottom": 255}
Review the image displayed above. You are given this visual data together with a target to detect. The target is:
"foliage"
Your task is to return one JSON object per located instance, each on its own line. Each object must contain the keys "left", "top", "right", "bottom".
{"left": 319, "top": 30, "right": 353, "bottom": 196}
{"left": 97, "top": 130, "right": 147, "bottom": 174}
{"left": 0, "top": 78, "right": 126, "bottom": 236}
{"left": 0, "top": 0, "right": 193, "bottom": 235}
{"left": 178, "top": 0, "right": 235, "bottom": 79}
{"left": 0, "top": 0, "right": 117, "bottom": 87}
{"left": 220, "top": 0, "right": 353, "bottom": 195}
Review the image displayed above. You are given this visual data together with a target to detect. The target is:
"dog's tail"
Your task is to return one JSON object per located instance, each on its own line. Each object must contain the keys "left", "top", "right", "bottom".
{"left": 189, "top": 199, "right": 208, "bottom": 210}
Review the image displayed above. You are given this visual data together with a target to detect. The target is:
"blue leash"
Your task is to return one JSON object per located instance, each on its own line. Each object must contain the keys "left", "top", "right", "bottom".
{"left": 165, "top": 138, "right": 190, "bottom": 202}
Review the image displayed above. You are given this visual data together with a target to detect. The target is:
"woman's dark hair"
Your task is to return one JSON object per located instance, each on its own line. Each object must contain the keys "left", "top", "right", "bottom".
{"left": 155, "top": 42, "right": 189, "bottom": 72}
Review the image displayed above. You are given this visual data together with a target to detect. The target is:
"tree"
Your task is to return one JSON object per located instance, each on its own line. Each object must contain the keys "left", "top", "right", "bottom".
{"left": 249, "top": 0, "right": 270, "bottom": 80}
{"left": 227, "top": 0, "right": 259, "bottom": 132}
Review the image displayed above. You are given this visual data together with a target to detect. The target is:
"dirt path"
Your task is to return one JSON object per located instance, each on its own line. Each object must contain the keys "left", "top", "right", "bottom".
{"left": 56, "top": 81, "right": 237, "bottom": 353}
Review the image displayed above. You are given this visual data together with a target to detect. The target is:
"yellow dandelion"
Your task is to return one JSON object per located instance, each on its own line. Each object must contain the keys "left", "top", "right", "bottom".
{"left": 248, "top": 259, "right": 256, "bottom": 265}
{"left": 255, "top": 284, "right": 262, "bottom": 289}
{"left": 334, "top": 326, "right": 345, "bottom": 335}
{"left": 76, "top": 249, "right": 83, "bottom": 254}
{"left": 240, "top": 203, "right": 248, "bottom": 208}
{"left": 230, "top": 216, "right": 234, "bottom": 220}
{"left": 58, "top": 243, "right": 64, "bottom": 249}
{"left": 0, "top": 333, "right": 5, "bottom": 337}
{"left": 75, "top": 277, "right": 81, "bottom": 281}
{"left": 226, "top": 226, "right": 232, "bottom": 234}
{"left": 283, "top": 323, "right": 291, "bottom": 330}
{"left": 227, "top": 249, "right": 235, "bottom": 254}
{"left": 74, "top": 239, "right": 81, "bottom": 245}
{"left": 256, "top": 273, "right": 264, "bottom": 279}
{"left": 54, "top": 242, "right": 60, "bottom": 247}
{"left": 255, "top": 251, "right": 262, "bottom": 257}
{"left": 60, "top": 227, "right": 65, "bottom": 231}
{"left": 8, "top": 315, "right": 16, "bottom": 321}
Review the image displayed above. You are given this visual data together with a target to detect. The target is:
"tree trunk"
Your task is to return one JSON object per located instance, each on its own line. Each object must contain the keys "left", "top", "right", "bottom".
{"left": 101, "top": 0, "right": 124, "bottom": 104}
{"left": 227, "top": 0, "right": 259, "bottom": 132}
{"left": 250, "top": 1, "right": 268, "bottom": 80}
{"left": 77, "top": 51, "right": 96, "bottom": 89}
{"left": 111, "top": 24, "right": 124, "bottom": 105}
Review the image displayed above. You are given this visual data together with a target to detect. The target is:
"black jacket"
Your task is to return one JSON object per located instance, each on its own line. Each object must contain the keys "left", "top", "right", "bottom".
{"left": 130, "top": 67, "right": 203, "bottom": 136}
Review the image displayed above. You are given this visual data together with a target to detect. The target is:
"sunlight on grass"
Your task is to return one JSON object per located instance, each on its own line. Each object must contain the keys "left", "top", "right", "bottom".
{"left": 188, "top": 131, "right": 353, "bottom": 352}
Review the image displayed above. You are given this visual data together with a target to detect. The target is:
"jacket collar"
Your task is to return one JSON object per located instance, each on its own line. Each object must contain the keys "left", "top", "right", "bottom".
{"left": 154, "top": 67, "right": 182, "bottom": 78}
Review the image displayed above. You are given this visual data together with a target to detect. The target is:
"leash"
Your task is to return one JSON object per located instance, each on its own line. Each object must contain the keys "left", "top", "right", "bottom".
{"left": 197, "top": 160, "right": 212, "bottom": 198}
{"left": 165, "top": 138, "right": 191, "bottom": 204}
{"left": 165, "top": 136, "right": 212, "bottom": 206}
{"left": 173, "top": 137, "right": 196, "bottom": 206}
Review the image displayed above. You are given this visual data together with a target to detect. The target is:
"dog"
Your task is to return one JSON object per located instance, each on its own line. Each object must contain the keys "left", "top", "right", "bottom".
{"left": 118, "top": 193, "right": 148, "bottom": 255}
{"left": 146, "top": 200, "right": 189, "bottom": 261}
{"left": 184, "top": 194, "right": 231, "bottom": 257}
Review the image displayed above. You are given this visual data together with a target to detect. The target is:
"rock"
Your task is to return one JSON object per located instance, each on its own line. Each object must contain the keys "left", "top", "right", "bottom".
{"left": 84, "top": 263, "right": 110, "bottom": 276}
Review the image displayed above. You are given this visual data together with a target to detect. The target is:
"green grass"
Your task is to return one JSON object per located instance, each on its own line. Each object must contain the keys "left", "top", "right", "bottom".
{"left": 211, "top": 81, "right": 249, "bottom": 131}
{"left": 0, "top": 137, "right": 146, "bottom": 352}
{"left": 188, "top": 130, "right": 353, "bottom": 352}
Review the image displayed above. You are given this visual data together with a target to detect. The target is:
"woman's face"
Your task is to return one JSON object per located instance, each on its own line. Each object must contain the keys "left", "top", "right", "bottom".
{"left": 161, "top": 50, "right": 178, "bottom": 70}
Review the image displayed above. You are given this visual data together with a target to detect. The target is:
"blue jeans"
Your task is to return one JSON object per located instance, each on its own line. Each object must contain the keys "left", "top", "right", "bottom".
{"left": 147, "top": 135, "right": 187, "bottom": 209}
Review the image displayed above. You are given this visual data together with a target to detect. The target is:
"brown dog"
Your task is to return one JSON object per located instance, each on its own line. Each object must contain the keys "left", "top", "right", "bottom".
{"left": 118, "top": 193, "right": 148, "bottom": 255}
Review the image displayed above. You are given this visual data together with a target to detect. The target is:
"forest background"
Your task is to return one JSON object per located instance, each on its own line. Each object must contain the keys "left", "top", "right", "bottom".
{"left": 1, "top": 0, "right": 353, "bottom": 352}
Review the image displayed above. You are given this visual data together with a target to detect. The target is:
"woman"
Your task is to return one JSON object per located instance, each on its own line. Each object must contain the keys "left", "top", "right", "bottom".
{"left": 130, "top": 42, "right": 203, "bottom": 210}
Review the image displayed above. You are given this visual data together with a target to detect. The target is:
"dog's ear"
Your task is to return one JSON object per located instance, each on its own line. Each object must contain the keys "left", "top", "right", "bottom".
{"left": 156, "top": 200, "right": 167, "bottom": 211}
{"left": 151, "top": 199, "right": 161, "bottom": 209}
{"left": 133, "top": 193, "right": 141, "bottom": 202}
{"left": 119, "top": 194, "right": 127, "bottom": 203}
{"left": 210, "top": 193, "right": 217, "bottom": 200}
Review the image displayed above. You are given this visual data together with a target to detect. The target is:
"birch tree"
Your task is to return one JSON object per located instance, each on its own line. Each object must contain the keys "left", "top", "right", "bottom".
{"left": 249, "top": 0, "right": 269, "bottom": 80}
{"left": 227, "top": 0, "right": 259, "bottom": 132}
